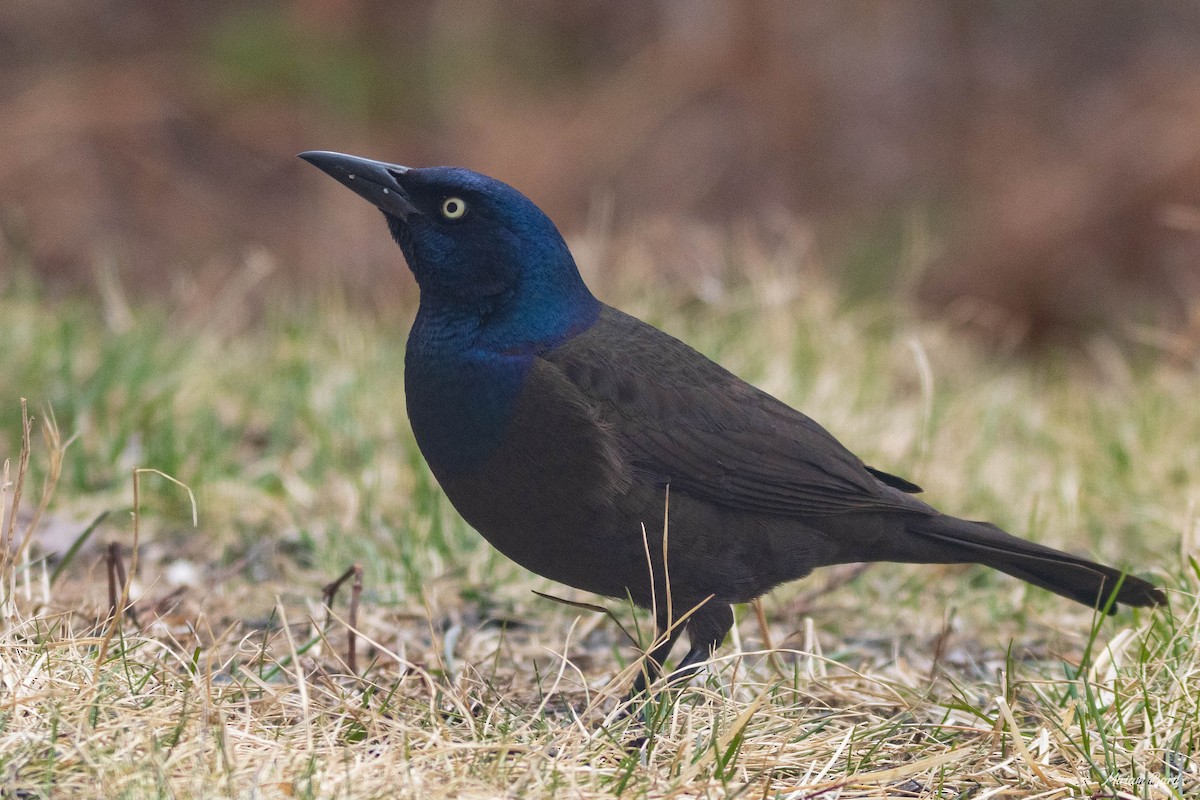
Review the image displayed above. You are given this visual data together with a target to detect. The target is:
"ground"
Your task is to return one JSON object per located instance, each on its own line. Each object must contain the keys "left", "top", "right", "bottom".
{"left": 0, "top": 240, "right": 1195, "bottom": 798}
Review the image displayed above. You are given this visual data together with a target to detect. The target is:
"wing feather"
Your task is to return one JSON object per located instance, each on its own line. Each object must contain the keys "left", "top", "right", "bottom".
{"left": 541, "top": 307, "right": 920, "bottom": 518}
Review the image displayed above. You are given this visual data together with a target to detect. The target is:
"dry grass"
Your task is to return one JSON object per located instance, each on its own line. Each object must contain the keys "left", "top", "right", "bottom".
{"left": 1, "top": 230, "right": 1197, "bottom": 798}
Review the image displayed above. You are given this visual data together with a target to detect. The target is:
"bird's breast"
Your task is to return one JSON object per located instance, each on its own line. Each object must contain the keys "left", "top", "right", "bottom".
{"left": 404, "top": 347, "right": 532, "bottom": 477}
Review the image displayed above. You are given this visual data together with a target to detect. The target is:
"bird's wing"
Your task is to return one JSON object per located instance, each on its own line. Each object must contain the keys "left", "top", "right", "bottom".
{"left": 866, "top": 466, "right": 923, "bottom": 493}
{"left": 540, "top": 306, "right": 922, "bottom": 517}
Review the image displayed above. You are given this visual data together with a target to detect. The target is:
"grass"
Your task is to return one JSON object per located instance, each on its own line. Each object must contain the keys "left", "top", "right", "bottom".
{"left": 0, "top": 231, "right": 1196, "bottom": 799}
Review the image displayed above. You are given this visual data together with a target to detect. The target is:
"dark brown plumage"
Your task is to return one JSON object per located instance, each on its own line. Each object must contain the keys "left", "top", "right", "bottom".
{"left": 439, "top": 306, "right": 1165, "bottom": 688}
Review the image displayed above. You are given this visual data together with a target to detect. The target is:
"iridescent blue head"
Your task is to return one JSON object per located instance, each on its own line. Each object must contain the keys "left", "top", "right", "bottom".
{"left": 298, "top": 151, "right": 599, "bottom": 353}
{"left": 300, "top": 150, "right": 601, "bottom": 475}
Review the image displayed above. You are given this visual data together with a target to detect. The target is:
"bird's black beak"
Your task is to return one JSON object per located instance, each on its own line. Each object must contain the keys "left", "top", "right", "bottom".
{"left": 298, "top": 150, "right": 420, "bottom": 220}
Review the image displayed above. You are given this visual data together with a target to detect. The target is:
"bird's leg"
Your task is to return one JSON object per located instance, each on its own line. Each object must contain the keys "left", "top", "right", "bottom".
{"left": 629, "top": 621, "right": 683, "bottom": 698}
{"left": 624, "top": 603, "right": 734, "bottom": 714}
{"left": 658, "top": 603, "right": 733, "bottom": 687}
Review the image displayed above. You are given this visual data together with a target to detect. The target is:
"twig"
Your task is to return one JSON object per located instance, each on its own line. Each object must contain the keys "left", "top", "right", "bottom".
{"left": 95, "top": 467, "right": 195, "bottom": 675}
{"left": 106, "top": 542, "right": 139, "bottom": 625}
{"left": 322, "top": 563, "right": 364, "bottom": 674}
{"left": 2, "top": 399, "right": 32, "bottom": 576}
{"left": 349, "top": 565, "right": 362, "bottom": 674}
{"left": 13, "top": 405, "right": 70, "bottom": 569}
{"left": 928, "top": 606, "right": 957, "bottom": 683}
{"left": 106, "top": 542, "right": 119, "bottom": 620}
{"left": 753, "top": 597, "right": 787, "bottom": 679}
{"left": 322, "top": 565, "right": 358, "bottom": 624}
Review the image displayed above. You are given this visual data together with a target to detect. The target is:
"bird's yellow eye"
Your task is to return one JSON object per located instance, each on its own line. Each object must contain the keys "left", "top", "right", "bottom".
{"left": 441, "top": 197, "right": 467, "bottom": 219}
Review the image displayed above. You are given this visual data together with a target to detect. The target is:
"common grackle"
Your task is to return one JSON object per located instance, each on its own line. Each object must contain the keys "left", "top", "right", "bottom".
{"left": 300, "top": 150, "right": 1166, "bottom": 692}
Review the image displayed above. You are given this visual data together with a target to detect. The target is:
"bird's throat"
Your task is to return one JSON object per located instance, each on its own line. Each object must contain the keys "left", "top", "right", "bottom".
{"left": 404, "top": 350, "right": 530, "bottom": 477}
{"left": 403, "top": 292, "right": 599, "bottom": 476}
{"left": 403, "top": 304, "right": 536, "bottom": 477}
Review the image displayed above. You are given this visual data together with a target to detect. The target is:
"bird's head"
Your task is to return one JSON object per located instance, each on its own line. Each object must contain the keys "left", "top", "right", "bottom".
{"left": 300, "top": 151, "right": 598, "bottom": 349}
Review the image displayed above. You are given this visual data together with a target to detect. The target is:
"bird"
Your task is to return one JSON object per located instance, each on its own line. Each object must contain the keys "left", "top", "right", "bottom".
{"left": 299, "top": 150, "right": 1166, "bottom": 693}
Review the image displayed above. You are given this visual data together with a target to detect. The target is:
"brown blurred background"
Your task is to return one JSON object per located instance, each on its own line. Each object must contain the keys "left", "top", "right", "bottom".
{"left": 3, "top": 0, "right": 1199, "bottom": 343}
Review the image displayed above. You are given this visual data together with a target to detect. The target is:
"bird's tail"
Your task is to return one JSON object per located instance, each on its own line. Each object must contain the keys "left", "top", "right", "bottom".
{"left": 908, "top": 515, "right": 1166, "bottom": 612}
